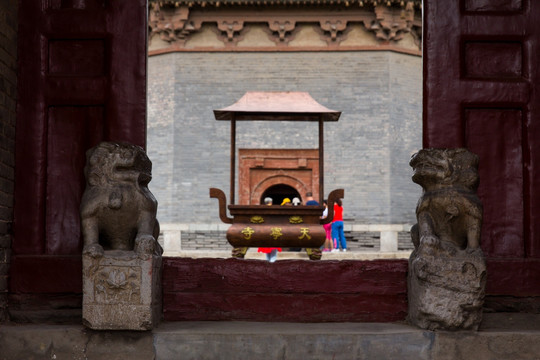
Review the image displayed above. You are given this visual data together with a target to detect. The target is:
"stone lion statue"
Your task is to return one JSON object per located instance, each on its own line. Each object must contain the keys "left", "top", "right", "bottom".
{"left": 408, "top": 148, "right": 485, "bottom": 330}
{"left": 80, "top": 142, "right": 162, "bottom": 258}
{"left": 409, "top": 148, "right": 482, "bottom": 251}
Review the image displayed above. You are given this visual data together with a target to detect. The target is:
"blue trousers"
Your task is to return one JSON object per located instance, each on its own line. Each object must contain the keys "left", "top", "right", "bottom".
{"left": 332, "top": 221, "right": 346, "bottom": 250}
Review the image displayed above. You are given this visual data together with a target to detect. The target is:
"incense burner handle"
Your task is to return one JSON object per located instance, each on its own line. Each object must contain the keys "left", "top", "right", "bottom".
{"left": 321, "top": 188, "right": 344, "bottom": 225}
{"left": 209, "top": 188, "right": 233, "bottom": 224}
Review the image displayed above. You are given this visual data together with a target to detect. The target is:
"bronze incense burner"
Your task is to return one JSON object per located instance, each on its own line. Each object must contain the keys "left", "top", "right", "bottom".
{"left": 211, "top": 92, "right": 344, "bottom": 258}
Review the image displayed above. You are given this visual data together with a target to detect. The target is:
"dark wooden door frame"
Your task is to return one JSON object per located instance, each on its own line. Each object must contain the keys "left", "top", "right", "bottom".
{"left": 11, "top": 0, "right": 147, "bottom": 301}
{"left": 10, "top": 0, "right": 539, "bottom": 322}
{"left": 423, "top": 1, "right": 540, "bottom": 300}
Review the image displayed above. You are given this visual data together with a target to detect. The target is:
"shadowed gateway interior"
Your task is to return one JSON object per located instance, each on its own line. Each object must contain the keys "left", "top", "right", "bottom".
{"left": 260, "top": 184, "right": 301, "bottom": 205}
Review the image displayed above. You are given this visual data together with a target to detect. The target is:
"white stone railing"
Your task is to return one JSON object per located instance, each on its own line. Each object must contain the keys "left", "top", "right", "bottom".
{"left": 159, "top": 223, "right": 413, "bottom": 255}
{"left": 159, "top": 223, "right": 230, "bottom": 254}
{"left": 346, "top": 223, "right": 413, "bottom": 252}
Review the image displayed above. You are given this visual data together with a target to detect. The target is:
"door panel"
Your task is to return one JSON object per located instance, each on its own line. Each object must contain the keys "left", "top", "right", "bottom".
{"left": 463, "top": 0, "right": 523, "bottom": 13}
{"left": 465, "top": 108, "right": 524, "bottom": 257}
{"left": 12, "top": 0, "right": 147, "bottom": 293}
{"left": 424, "top": 0, "right": 540, "bottom": 260}
{"left": 46, "top": 106, "right": 105, "bottom": 254}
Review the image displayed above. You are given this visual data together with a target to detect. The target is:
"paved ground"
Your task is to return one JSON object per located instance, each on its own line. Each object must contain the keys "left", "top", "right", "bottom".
{"left": 1, "top": 313, "right": 539, "bottom": 359}
{"left": 165, "top": 249, "right": 412, "bottom": 260}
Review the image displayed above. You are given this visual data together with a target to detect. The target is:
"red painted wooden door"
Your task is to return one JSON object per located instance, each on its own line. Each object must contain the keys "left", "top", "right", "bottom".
{"left": 12, "top": 0, "right": 147, "bottom": 295}
{"left": 424, "top": 1, "right": 540, "bottom": 296}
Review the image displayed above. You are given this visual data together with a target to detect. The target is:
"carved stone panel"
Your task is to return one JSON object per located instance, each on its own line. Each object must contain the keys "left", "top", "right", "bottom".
{"left": 83, "top": 251, "right": 162, "bottom": 330}
{"left": 94, "top": 266, "right": 141, "bottom": 304}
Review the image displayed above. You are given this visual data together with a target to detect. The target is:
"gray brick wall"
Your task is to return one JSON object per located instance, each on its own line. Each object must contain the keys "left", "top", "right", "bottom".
{"left": 147, "top": 51, "right": 422, "bottom": 226}
{"left": 389, "top": 52, "right": 423, "bottom": 221}
{"left": 0, "top": 0, "right": 17, "bottom": 322}
{"left": 180, "top": 231, "right": 228, "bottom": 250}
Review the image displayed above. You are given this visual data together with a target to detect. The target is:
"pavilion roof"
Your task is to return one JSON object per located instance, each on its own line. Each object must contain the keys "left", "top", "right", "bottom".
{"left": 214, "top": 91, "right": 341, "bottom": 122}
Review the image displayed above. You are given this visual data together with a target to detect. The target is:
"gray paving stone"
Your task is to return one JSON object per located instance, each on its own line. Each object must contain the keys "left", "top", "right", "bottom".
{"left": 3, "top": 314, "right": 538, "bottom": 360}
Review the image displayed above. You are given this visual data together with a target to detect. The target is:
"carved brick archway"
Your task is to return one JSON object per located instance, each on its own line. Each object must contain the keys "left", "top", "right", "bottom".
{"left": 238, "top": 149, "right": 319, "bottom": 205}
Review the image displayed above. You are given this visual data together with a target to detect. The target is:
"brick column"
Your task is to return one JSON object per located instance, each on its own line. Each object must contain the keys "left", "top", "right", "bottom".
{"left": 0, "top": 0, "right": 17, "bottom": 322}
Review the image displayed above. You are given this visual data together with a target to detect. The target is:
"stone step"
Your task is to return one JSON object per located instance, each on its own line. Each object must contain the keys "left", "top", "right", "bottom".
{"left": 1, "top": 314, "right": 539, "bottom": 360}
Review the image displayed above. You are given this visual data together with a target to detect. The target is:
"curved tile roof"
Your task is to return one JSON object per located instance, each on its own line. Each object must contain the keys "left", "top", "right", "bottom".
{"left": 214, "top": 91, "right": 341, "bottom": 122}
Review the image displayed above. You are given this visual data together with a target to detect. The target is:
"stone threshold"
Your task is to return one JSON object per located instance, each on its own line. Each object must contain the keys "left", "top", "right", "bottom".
{"left": 1, "top": 313, "right": 539, "bottom": 360}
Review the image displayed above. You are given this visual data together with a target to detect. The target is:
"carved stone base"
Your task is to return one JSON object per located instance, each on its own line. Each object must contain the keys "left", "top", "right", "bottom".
{"left": 83, "top": 251, "right": 162, "bottom": 330}
{"left": 407, "top": 242, "right": 486, "bottom": 331}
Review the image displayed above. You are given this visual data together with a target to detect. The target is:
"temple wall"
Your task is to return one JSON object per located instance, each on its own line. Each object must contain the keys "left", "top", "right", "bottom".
{"left": 0, "top": 0, "right": 17, "bottom": 322}
{"left": 147, "top": 51, "right": 422, "bottom": 232}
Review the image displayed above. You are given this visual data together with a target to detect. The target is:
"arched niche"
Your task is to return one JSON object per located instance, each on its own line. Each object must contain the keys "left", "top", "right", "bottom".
{"left": 260, "top": 183, "right": 301, "bottom": 205}
{"left": 252, "top": 176, "right": 306, "bottom": 205}
{"left": 238, "top": 148, "right": 319, "bottom": 205}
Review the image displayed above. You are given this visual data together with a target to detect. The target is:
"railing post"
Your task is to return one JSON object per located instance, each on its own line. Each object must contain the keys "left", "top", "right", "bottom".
{"left": 379, "top": 230, "right": 398, "bottom": 252}
{"left": 162, "top": 226, "right": 182, "bottom": 254}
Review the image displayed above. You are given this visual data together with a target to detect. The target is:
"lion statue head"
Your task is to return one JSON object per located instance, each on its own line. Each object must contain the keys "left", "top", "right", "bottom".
{"left": 84, "top": 141, "right": 153, "bottom": 188}
{"left": 410, "top": 148, "right": 479, "bottom": 192}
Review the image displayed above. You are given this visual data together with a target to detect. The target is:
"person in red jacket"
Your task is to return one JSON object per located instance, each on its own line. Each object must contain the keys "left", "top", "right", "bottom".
{"left": 331, "top": 198, "right": 347, "bottom": 252}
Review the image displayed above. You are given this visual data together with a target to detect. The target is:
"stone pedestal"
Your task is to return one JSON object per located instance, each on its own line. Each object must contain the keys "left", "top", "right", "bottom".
{"left": 83, "top": 251, "right": 162, "bottom": 330}
{"left": 407, "top": 242, "right": 486, "bottom": 330}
